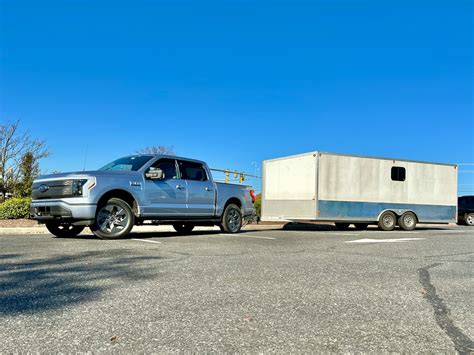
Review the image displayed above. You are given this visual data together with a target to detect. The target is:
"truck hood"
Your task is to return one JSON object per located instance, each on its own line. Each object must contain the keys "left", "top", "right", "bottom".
{"left": 35, "top": 170, "right": 141, "bottom": 181}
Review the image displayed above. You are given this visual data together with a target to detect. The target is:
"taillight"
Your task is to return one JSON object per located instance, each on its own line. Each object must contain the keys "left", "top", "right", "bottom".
{"left": 249, "top": 189, "right": 256, "bottom": 203}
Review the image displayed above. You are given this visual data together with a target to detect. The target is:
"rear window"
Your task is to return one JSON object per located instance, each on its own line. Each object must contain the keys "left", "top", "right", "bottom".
{"left": 178, "top": 161, "right": 208, "bottom": 181}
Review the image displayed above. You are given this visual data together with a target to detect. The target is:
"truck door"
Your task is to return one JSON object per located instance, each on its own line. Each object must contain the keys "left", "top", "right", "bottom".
{"left": 143, "top": 158, "right": 188, "bottom": 216}
{"left": 177, "top": 160, "right": 215, "bottom": 216}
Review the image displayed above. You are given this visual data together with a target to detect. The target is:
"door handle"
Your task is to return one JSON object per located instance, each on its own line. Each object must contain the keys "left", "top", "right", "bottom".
{"left": 176, "top": 184, "right": 185, "bottom": 190}
{"left": 205, "top": 187, "right": 213, "bottom": 191}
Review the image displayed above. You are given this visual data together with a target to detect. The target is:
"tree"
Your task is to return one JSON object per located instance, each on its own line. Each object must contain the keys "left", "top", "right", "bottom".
{"left": 0, "top": 120, "right": 49, "bottom": 199}
{"left": 136, "top": 145, "right": 175, "bottom": 155}
{"left": 13, "top": 152, "right": 40, "bottom": 197}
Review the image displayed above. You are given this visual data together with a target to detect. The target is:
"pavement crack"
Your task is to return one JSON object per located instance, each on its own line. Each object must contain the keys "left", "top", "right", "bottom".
{"left": 424, "top": 252, "right": 474, "bottom": 258}
{"left": 418, "top": 263, "right": 474, "bottom": 354}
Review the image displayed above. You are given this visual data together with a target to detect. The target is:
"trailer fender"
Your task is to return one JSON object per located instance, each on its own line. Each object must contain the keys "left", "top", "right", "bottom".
{"left": 376, "top": 209, "right": 418, "bottom": 222}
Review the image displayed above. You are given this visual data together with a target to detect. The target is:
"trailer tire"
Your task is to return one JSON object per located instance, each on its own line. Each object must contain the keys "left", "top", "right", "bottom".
{"left": 220, "top": 204, "right": 242, "bottom": 233}
{"left": 354, "top": 223, "right": 369, "bottom": 230}
{"left": 173, "top": 223, "right": 195, "bottom": 234}
{"left": 335, "top": 222, "right": 350, "bottom": 230}
{"left": 46, "top": 223, "right": 85, "bottom": 238}
{"left": 378, "top": 211, "right": 396, "bottom": 231}
{"left": 398, "top": 212, "right": 417, "bottom": 231}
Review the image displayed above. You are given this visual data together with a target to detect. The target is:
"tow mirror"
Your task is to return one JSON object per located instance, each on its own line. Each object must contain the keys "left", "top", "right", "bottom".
{"left": 145, "top": 168, "right": 164, "bottom": 180}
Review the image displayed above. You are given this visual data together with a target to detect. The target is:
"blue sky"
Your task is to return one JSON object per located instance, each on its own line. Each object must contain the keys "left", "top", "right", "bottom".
{"left": 1, "top": 0, "right": 472, "bottom": 193}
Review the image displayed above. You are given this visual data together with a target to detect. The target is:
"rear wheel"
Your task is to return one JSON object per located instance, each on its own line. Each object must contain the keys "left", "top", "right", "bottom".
{"left": 354, "top": 223, "right": 369, "bottom": 230}
{"left": 46, "top": 223, "right": 85, "bottom": 238}
{"left": 91, "top": 198, "right": 134, "bottom": 239}
{"left": 335, "top": 222, "right": 350, "bottom": 230}
{"left": 465, "top": 213, "right": 474, "bottom": 226}
{"left": 173, "top": 223, "right": 195, "bottom": 234}
{"left": 398, "top": 212, "right": 417, "bottom": 231}
{"left": 378, "top": 211, "right": 396, "bottom": 231}
{"left": 220, "top": 204, "right": 242, "bottom": 233}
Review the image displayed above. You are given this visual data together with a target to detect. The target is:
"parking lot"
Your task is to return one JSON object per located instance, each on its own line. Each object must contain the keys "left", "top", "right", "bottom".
{"left": 1, "top": 224, "right": 473, "bottom": 353}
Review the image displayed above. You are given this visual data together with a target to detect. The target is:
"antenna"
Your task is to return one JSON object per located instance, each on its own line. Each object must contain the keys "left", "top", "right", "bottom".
{"left": 82, "top": 145, "right": 88, "bottom": 171}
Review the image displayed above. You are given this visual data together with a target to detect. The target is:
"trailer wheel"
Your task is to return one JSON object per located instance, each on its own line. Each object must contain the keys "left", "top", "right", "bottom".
{"left": 91, "top": 198, "right": 135, "bottom": 239}
{"left": 46, "top": 223, "right": 85, "bottom": 238}
{"left": 398, "top": 212, "right": 417, "bottom": 231}
{"left": 220, "top": 204, "right": 242, "bottom": 233}
{"left": 378, "top": 211, "right": 396, "bottom": 231}
{"left": 354, "top": 223, "right": 369, "bottom": 230}
{"left": 335, "top": 222, "right": 350, "bottom": 230}
{"left": 173, "top": 223, "right": 195, "bottom": 234}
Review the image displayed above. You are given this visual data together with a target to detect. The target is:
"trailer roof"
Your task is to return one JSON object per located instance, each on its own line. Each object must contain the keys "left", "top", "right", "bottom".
{"left": 263, "top": 151, "right": 457, "bottom": 167}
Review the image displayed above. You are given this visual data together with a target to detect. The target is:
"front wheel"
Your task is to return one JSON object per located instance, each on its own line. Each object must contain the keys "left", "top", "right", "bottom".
{"left": 46, "top": 223, "right": 85, "bottom": 238}
{"left": 173, "top": 223, "right": 194, "bottom": 234}
{"left": 465, "top": 213, "right": 474, "bottom": 226}
{"left": 91, "top": 198, "right": 135, "bottom": 239}
{"left": 220, "top": 204, "right": 242, "bottom": 233}
{"left": 378, "top": 211, "right": 396, "bottom": 231}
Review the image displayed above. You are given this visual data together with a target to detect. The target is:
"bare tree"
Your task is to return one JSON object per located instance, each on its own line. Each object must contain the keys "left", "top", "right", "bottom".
{"left": 0, "top": 120, "right": 49, "bottom": 198}
{"left": 136, "top": 145, "right": 175, "bottom": 155}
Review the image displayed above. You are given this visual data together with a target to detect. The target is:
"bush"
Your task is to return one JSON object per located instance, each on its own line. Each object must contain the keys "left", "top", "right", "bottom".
{"left": 0, "top": 198, "right": 31, "bottom": 219}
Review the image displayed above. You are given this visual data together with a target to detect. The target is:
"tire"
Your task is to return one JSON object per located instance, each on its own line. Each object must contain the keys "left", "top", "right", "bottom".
{"left": 465, "top": 213, "right": 474, "bottom": 226}
{"left": 398, "top": 212, "right": 417, "bottom": 231}
{"left": 220, "top": 204, "right": 242, "bottom": 233}
{"left": 91, "top": 198, "right": 135, "bottom": 239}
{"left": 378, "top": 211, "right": 396, "bottom": 231}
{"left": 173, "top": 223, "right": 195, "bottom": 234}
{"left": 354, "top": 223, "right": 369, "bottom": 230}
{"left": 335, "top": 222, "right": 350, "bottom": 230}
{"left": 46, "top": 223, "right": 85, "bottom": 238}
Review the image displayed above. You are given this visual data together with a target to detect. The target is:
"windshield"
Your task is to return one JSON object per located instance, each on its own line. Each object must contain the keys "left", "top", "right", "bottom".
{"left": 99, "top": 155, "right": 154, "bottom": 172}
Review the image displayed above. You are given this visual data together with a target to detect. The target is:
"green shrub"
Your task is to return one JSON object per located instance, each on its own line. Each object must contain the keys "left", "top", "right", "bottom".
{"left": 0, "top": 198, "right": 31, "bottom": 219}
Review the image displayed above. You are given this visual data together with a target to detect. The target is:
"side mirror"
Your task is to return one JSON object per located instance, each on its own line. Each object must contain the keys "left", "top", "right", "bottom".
{"left": 145, "top": 168, "right": 164, "bottom": 180}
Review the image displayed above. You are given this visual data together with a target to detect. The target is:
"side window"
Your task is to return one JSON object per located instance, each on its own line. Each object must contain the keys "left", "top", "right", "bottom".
{"left": 391, "top": 166, "right": 406, "bottom": 182}
{"left": 149, "top": 159, "right": 178, "bottom": 180}
{"left": 178, "top": 161, "right": 208, "bottom": 181}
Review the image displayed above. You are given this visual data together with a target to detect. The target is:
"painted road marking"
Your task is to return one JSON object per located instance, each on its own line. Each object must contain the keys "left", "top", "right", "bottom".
{"left": 219, "top": 234, "right": 276, "bottom": 240}
{"left": 345, "top": 238, "right": 425, "bottom": 244}
{"left": 131, "top": 238, "right": 162, "bottom": 244}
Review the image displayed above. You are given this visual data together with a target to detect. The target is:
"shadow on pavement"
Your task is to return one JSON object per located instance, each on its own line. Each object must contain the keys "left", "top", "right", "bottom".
{"left": 0, "top": 250, "right": 162, "bottom": 315}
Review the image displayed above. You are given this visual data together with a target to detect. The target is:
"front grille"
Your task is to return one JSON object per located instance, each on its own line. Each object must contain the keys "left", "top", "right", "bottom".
{"left": 31, "top": 180, "right": 74, "bottom": 200}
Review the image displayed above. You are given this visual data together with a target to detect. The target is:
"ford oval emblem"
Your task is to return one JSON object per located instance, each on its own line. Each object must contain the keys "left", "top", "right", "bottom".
{"left": 39, "top": 184, "right": 49, "bottom": 193}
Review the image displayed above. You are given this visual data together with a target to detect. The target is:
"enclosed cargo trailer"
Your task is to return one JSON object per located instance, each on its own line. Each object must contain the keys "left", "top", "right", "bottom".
{"left": 261, "top": 152, "right": 458, "bottom": 230}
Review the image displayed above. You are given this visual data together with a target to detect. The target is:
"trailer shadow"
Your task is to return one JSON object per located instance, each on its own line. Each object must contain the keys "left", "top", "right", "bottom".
{"left": 0, "top": 250, "right": 163, "bottom": 315}
{"left": 278, "top": 222, "right": 454, "bottom": 232}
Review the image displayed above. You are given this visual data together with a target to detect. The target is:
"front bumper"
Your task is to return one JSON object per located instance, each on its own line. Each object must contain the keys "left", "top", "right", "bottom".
{"left": 30, "top": 200, "right": 96, "bottom": 222}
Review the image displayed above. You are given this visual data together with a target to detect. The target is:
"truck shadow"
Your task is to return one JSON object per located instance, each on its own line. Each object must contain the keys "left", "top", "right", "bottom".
{"left": 0, "top": 250, "right": 162, "bottom": 315}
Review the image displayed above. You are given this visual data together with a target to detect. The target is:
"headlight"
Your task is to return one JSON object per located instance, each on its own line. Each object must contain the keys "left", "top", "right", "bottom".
{"left": 72, "top": 179, "right": 88, "bottom": 197}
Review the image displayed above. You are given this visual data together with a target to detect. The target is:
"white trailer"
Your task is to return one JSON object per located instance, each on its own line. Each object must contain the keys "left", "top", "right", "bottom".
{"left": 261, "top": 152, "right": 458, "bottom": 230}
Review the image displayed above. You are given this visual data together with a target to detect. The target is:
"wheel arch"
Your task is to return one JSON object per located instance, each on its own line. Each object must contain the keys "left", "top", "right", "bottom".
{"left": 97, "top": 189, "right": 139, "bottom": 216}
{"left": 376, "top": 209, "right": 419, "bottom": 222}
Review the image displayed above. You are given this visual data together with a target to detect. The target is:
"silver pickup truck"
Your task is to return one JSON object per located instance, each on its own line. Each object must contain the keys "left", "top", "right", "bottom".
{"left": 30, "top": 155, "right": 255, "bottom": 239}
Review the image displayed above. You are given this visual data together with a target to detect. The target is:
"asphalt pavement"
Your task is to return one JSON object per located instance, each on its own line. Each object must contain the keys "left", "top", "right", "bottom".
{"left": 0, "top": 224, "right": 473, "bottom": 353}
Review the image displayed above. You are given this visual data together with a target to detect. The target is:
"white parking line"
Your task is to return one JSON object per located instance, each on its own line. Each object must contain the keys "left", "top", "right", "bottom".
{"left": 345, "top": 238, "right": 425, "bottom": 244}
{"left": 131, "top": 238, "right": 162, "bottom": 244}
{"left": 219, "top": 234, "right": 276, "bottom": 240}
